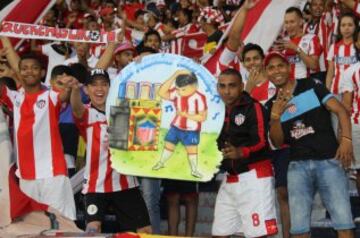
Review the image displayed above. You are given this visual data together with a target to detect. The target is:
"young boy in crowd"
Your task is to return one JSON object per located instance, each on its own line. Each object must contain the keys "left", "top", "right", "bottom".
{"left": 69, "top": 68, "right": 152, "bottom": 233}
{"left": 50, "top": 65, "right": 79, "bottom": 176}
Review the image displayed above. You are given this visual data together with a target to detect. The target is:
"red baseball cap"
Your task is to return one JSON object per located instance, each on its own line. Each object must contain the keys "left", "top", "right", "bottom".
{"left": 114, "top": 41, "right": 136, "bottom": 55}
{"left": 264, "top": 52, "right": 289, "bottom": 67}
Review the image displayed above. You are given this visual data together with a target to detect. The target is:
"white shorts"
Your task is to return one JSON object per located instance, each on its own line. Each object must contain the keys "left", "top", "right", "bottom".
{"left": 20, "top": 175, "right": 76, "bottom": 220}
{"left": 352, "top": 123, "right": 360, "bottom": 169}
{"left": 212, "top": 170, "right": 278, "bottom": 237}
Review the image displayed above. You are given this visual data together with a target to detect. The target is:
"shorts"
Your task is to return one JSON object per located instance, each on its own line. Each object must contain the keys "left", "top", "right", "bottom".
{"left": 164, "top": 126, "right": 199, "bottom": 146}
{"left": 19, "top": 175, "right": 76, "bottom": 220}
{"left": 162, "top": 179, "right": 198, "bottom": 196}
{"left": 59, "top": 123, "right": 79, "bottom": 157}
{"left": 287, "top": 159, "right": 354, "bottom": 235}
{"left": 212, "top": 170, "right": 278, "bottom": 237}
{"left": 270, "top": 148, "right": 290, "bottom": 188}
{"left": 351, "top": 123, "right": 360, "bottom": 169}
{"left": 84, "top": 187, "right": 150, "bottom": 232}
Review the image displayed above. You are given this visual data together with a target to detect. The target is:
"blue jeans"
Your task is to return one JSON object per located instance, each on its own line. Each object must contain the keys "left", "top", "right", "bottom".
{"left": 287, "top": 159, "right": 355, "bottom": 235}
{"left": 139, "top": 178, "right": 161, "bottom": 233}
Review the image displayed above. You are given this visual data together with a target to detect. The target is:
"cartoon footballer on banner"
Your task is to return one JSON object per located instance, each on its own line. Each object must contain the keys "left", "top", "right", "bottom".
{"left": 153, "top": 70, "right": 207, "bottom": 178}
{"left": 106, "top": 53, "right": 224, "bottom": 181}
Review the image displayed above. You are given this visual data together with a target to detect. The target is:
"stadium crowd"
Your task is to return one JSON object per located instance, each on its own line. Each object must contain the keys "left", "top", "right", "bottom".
{"left": 1, "top": 0, "right": 360, "bottom": 237}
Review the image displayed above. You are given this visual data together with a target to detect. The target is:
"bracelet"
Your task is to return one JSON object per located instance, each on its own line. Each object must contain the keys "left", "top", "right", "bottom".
{"left": 271, "top": 112, "right": 280, "bottom": 120}
{"left": 342, "top": 136, "right": 352, "bottom": 142}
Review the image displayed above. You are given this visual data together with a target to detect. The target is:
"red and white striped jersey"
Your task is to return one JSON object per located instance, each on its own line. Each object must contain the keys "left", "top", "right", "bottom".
{"left": 327, "top": 40, "right": 358, "bottom": 94}
{"left": 282, "top": 34, "right": 322, "bottom": 80}
{"left": 249, "top": 80, "right": 276, "bottom": 105}
{"left": 0, "top": 87, "right": 67, "bottom": 180}
{"left": 203, "top": 45, "right": 241, "bottom": 78}
{"left": 339, "top": 62, "right": 360, "bottom": 124}
{"left": 304, "top": 12, "right": 332, "bottom": 72}
{"left": 168, "top": 89, "right": 207, "bottom": 131}
{"left": 75, "top": 106, "right": 138, "bottom": 194}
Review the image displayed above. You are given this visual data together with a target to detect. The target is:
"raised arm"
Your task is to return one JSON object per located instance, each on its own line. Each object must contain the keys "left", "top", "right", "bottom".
{"left": 226, "top": 0, "right": 259, "bottom": 51}
{"left": 158, "top": 69, "right": 190, "bottom": 100}
{"left": 0, "top": 36, "right": 20, "bottom": 73}
{"left": 70, "top": 80, "right": 85, "bottom": 118}
{"left": 57, "top": 75, "right": 78, "bottom": 103}
{"left": 96, "top": 28, "right": 125, "bottom": 70}
{"left": 269, "top": 89, "right": 293, "bottom": 148}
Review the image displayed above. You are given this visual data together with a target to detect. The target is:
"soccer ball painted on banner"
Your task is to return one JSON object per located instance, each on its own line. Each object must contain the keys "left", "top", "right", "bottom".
{"left": 89, "top": 31, "right": 100, "bottom": 41}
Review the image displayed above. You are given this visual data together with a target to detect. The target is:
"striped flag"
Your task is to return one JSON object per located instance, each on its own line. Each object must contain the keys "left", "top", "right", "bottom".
{"left": 165, "top": 32, "right": 208, "bottom": 59}
{"left": 0, "top": 0, "right": 56, "bottom": 49}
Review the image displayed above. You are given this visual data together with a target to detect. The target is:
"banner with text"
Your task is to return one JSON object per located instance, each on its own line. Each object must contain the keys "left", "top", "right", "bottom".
{"left": 0, "top": 21, "right": 119, "bottom": 44}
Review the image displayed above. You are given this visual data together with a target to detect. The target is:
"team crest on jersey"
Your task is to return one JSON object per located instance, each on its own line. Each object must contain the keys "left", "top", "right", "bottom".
{"left": 234, "top": 113, "right": 245, "bottom": 126}
{"left": 268, "top": 88, "right": 276, "bottom": 98}
{"left": 36, "top": 99, "right": 46, "bottom": 109}
{"left": 87, "top": 204, "right": 98, "bottom": 215}
{"left": 287, "top": 104, "right": 297, "bottom": 114}
{"left": 290, "top": 120, "right": 315, "bottom": 139}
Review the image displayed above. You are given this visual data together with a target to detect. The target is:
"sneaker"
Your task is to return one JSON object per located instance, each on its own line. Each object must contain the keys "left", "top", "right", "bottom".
{"left": 191, "top": 170, "right": 203, "bottom": 178}
{"left": 152, "top": 162, "right": 164, "bottom": 170}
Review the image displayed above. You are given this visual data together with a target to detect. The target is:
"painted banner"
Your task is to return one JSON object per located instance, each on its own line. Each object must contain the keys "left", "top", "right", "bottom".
{"left": 107, "top": 53, "right": 224, "bottom": 182}
{"left": 0, "top": 21, "right": 119, "bottom": 44}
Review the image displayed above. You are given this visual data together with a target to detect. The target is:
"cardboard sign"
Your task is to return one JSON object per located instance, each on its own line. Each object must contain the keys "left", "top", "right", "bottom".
{"left": 106, "top": 53, "right": 224, "bottom": 182}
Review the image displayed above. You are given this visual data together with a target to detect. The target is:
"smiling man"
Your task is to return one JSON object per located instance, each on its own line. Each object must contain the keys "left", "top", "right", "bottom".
{"left": 265, "top": 51, "right": 355, "bottom": 238}
{"left": 275, "top": 7, "right": 322, "bottom": 80}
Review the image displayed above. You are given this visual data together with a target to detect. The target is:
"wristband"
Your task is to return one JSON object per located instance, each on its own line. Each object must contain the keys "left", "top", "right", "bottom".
{"left": 342, "top": 136, "right": 352, "bottom": 142}
{"left": 271, "top": 112, "right": 280, "bottom": 120}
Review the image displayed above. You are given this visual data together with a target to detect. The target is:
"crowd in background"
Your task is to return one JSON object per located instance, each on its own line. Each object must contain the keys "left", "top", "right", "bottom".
{"left": 2, "top": 0, "right": 360, "bottom": 237}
